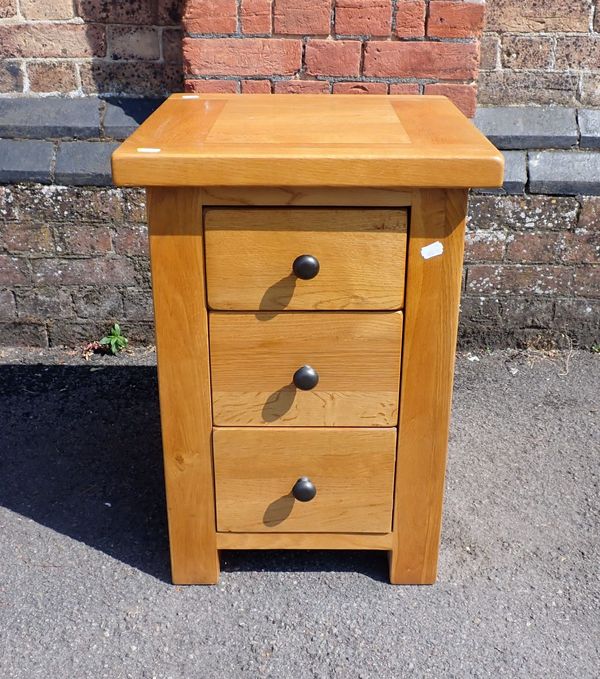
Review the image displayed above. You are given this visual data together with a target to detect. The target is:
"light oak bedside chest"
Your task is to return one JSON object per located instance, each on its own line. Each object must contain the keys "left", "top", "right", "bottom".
{"left": 112, "top": 94, "right": 503, "bottom": 585}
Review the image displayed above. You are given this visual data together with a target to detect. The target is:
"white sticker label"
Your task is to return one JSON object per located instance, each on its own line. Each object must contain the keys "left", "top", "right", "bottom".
{"left": 421, "top": 241, "right": 444, "bottom": 260}
{"left": 136, "top": 147, "right": 161, "bottom": 153}
{"left": 181, "top": 94, "right": 200, "bottom": 99}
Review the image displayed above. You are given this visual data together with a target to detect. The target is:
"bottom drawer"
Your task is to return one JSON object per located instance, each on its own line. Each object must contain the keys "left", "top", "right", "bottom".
{"left": 213, "top": 427, "right": 396, "bottom": 533}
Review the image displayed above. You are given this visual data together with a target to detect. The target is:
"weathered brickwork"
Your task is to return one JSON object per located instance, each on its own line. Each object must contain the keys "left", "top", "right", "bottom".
{"left": 462, "top": 195, "right": 599, "bottom": 347}
{"left": 0, "top": 185, "right": 154, "bottom": 347}
{"left": 182, "top": 0, "right": 485, "bottom": 116}
{"left": 0, "top": 1, "right": 183, "bottom": 96}
{"left": 0, "top": 183, "right": 597, "bottom": 349}
{"left": 480, "top": 0, "right": 599, "bottom": 106}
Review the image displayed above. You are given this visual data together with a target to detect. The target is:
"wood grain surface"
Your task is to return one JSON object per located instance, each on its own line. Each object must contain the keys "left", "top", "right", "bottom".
{"left": 147, "top": 187, "right": 219, "bottom": 584}
{"left": 389, "top": 189, "right": 468, "bottom": 584}
{"left": 201, "top": 186, "right": 412, "bottom": 207}
{"left": 112, "top": 94, "right": 504, "bottom": 188}
{"left": 205, "top": 208, "right": 407, "bottom": 310}
{"left": 217, "top": 532, "right": 393, "bottom": 550}
{"left": 209, "top": 311, "right": 403, "bottom": 426}
{"left": 213, "top": 427, "right": 397, "bottom": 533}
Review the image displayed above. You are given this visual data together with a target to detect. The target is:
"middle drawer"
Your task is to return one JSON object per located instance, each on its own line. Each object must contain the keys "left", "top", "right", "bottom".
{"left": 210, "top": 311, "right": 403, "bottom": 427}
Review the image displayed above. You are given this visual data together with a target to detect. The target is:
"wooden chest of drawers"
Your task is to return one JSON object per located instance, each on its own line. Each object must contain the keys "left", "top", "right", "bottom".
{"left": 112, "top": 94, "right": 503, "bottom": 584}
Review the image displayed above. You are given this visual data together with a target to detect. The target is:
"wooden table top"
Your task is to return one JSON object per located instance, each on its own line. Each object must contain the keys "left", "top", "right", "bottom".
{"left": 111, "top": 94, "right": 504, "bottom": 188}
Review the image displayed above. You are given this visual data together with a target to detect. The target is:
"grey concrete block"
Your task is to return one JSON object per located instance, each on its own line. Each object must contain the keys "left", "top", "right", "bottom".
{"left": 0, "top": 97, "right": 101, "bottom": 139}
{"left": 529, "top": 151, "right": 600, "bottom": 195}
{"left": 502, "top": 151, "right": 527, "bottom": 194}
{"left": 473, "top": 151, "right": 526, "bottom": 195}
{"left": 103, "top": 98, "right": 164, "bottom": 139}
{"left": 0, "top": 140, "right": 54, "bottom": 183}
{"left": 579, "top": 110, "right": 600, "bottom": 149}
{"left": 475, "top": 107, "right": 577, "bottom": 149}
{"left": 55, "top": 142, "right": 120, "bottom": 186}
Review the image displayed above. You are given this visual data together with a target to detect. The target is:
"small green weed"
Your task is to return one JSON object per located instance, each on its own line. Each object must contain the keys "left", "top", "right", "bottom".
{"left": 99, "top": 323, "right": 129, "bottom": 355}
{"left": 591, "top": 343, "right": 600, "bottom": 354}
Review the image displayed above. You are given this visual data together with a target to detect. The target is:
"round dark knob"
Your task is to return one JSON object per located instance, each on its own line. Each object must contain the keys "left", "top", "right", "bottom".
{"left": 292, "top": 477, "right": 317, "bottom": 502}
{"left": 292, "top": 254, "right": 320, "bottom": 280}
{"left": 293, "top": 365, "right": 319, "bottom": 390}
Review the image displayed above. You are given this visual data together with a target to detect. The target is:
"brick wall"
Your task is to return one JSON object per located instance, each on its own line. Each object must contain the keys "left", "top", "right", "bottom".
{"left": 480, "top": 0, "right": 599, "bottom": 106}
{"left": 0, "top": 1, "right": 183, "bottom": 96}
{"left": 0, "top": 184, "right": 154, "bottom": 347}
{"left": 1, "top": 178, "right": 597, "bottom": 350}
{"left": 463, "top": 194, "right": 600, "bottom": 348}
{"left": 182, "top": 0, "right": 486, "bottom": 116}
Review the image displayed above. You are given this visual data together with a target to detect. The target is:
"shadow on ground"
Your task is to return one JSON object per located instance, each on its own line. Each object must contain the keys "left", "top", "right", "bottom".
{"left": 0, "top": 364, "right": 388, "bottom": 582}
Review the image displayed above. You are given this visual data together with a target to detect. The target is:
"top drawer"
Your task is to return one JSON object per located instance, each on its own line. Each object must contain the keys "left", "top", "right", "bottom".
{"left": 204, "top": 208, "right": 407, "bottom": 311}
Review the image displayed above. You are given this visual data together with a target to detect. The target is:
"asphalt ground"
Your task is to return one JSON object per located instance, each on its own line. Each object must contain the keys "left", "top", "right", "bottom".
{"left": 0, "top": 347, "right": 598, "bottom": 678}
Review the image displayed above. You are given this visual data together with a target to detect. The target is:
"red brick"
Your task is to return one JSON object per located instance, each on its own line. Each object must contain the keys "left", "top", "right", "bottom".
{"left": 389, "top": 83, "right": 420, "bottom": 94}
{"left": 108, "top": 27, "right": 160, "bottom": 60}
{"left": 32, "top": 258, "right": 137, "bottom": 286}
{"left": 183, "top": 0, "right": 237, "bottom": 33}
{"left": 364, "top": 41, "right": 479, "bottom": 79}
{"left": 27, "top": 62, "right": 78, "bottom": 93}
{"left": 0, "top": 322, "right": 48, "bottom": 348}
{"left": 54, "top": 224, "right": 112, "bottom": 255}
{"left": 506, "top": 232, "right": 563, "bottom": 264}
{"left": 579, "top": 197, "right": 600, "bottom": 230}
{"left": 16, "top": 288, "right": 74, "bottom": 320}
{"left": 467, "top": 265, "right": 573, "bottom": 296}
{"left": 22, "top": 0, "right": 74, "bottom": 19}
{"left": 561, "top": 231, "right": 600, "bottom": 265}
{"left": 0, "top": 0, "right": 17, "bottom": 19}
{"left": 241, "top": 0, "right": 272, "bottom": 34}
{"left": 395, "top": 1, "right": 425, "bottom": 38}
{"left": 427, "top": 1, "right": 484, "bottom": 38}
{"left": 335, "top": 0, "right": 392, "bottom": 37}
{"left": 0, "top": 290, "right": 16, "bottom": 320}
{"left": 573, "top": 267, "right": 600, "bottom": 298}
{"left": 123, "top": 288, "right": 154, "bottom": 321}
{"left": 112, "top": 224, "right": 149, "bottom": 256}
{"left": 163, "top": 29, "right": 183, "bottom": 63}
{"left": 424, "top": 83, "right": 477, "bottom": 117}
{"left": 305, "top": 40, "right": 362, "bottom": 77}
{"left": 333, "top": 81, "right": 388, "bottom": 94}
{"left": 184, "top": 37, "right": 302, "bottom": 76}
{"left": 242, "top": 79, "right": 272, "bottom": 92}
{"left": 185, "top": 79, "right": 239, "bottom": 93}
{"left": 72, "top": 287, "right": 123, "bottom": 319}
{"left": 1, "top": 223, "right": 54, "bottom": 255}
{"left": 274, "top": 0, "right": 332, "bottom": 35}
{"left": 464, "top": 231, "right": 506, "bottom": 262}
{"left": 273, "top": 80, "right": 330, "bottom": 93}
{"left": 0, "top": 255, "right": 30, "bottom": 286}
{"left": 0, "top": 24, "right": 106, "bottom": 58}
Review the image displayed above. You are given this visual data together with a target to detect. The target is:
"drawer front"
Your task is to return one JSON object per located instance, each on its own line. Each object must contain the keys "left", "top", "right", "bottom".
{"left": 204, "top": 208, "right": 407, "bottom": 311}
{"left": 210, "top": 311, "right": 403, "bottom": 427}
{"left": 214, "top": 427, "right": 396, "bottom": 533}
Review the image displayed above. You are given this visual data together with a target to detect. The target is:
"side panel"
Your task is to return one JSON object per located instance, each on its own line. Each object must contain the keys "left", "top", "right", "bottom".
{"left": 147, "top": 187, "right": 219, "bottom": 584}
{"left": 390, "top": 189, "right": 468, "bottom": 584}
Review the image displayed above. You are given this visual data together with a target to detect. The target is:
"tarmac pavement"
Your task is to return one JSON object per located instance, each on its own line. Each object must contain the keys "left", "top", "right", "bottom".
{"left": 0, "top": 347, "right": 598, "bottom": 678}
